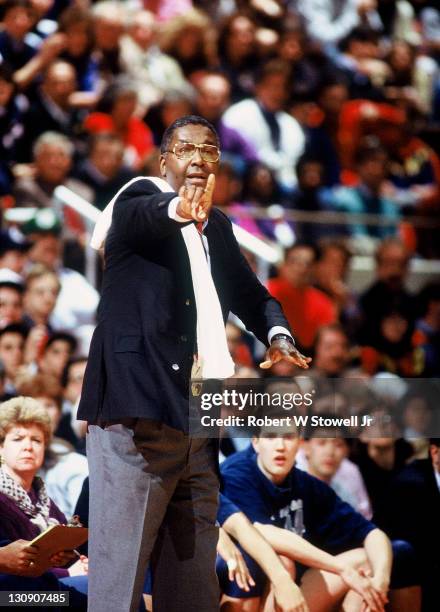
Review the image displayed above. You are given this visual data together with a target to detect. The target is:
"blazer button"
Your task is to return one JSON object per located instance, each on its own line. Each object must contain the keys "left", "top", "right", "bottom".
{"left": 180, "top": 335, "right": 188, "bottom": 342}
{"left": 172, "top": 364, "right": 179, "bottom": 371}
{"left": 185, "top": 299, "right": 191, "bottom": 306}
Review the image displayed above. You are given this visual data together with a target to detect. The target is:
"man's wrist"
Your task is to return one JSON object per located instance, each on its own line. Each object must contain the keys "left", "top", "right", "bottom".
{"left": 168, "top": 197, "right": 190, "bottom": 222}
{"left": 271, "top": 333, "right": 295, "bottom": 346}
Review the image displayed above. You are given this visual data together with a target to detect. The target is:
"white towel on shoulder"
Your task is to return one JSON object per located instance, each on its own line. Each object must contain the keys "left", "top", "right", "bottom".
{"left": 90, "top": 176, "right": 235, "bottom": 379}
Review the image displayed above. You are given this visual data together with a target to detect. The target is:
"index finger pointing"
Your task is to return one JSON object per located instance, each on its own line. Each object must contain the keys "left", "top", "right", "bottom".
{"left": 205, "top": 173, "right": 216, "bottom": 196}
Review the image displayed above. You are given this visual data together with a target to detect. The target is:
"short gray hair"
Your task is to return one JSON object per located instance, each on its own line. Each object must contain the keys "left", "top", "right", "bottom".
{"left": 33, "top": 132, "right": 74, "bottom": 160}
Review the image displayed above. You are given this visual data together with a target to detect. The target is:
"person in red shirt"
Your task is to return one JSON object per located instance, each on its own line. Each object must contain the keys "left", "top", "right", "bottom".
{"left": 84, "top": 77, "right": 154, "bottom": 170}
{"left": 267, "top": 243, "right": 337, "bottom": 351}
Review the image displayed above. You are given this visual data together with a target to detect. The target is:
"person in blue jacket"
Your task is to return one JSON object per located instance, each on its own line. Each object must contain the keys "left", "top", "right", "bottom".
{"left": 220, "top": 423, "right": 421, "bottom": 611}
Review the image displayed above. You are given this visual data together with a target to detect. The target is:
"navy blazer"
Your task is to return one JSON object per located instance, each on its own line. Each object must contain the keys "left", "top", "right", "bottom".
{"left": 78, "top": 178, "right": 290, "bottom": 431}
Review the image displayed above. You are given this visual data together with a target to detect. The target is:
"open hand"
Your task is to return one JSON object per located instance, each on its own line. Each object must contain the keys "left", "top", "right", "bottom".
{"left": 260, "top": 338, "right": 311, "bottom": 370}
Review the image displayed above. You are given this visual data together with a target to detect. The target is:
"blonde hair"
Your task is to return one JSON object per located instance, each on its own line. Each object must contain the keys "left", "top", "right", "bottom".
{"left": 0, "top": 397, "right": 52, "bottom": 446}
{"left": 25, "top": 264, "right": 61, "bottom": 293}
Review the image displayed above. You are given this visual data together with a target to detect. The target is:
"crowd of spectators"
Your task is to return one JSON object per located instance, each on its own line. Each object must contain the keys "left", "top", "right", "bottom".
{"left": 0, "top": 0, "right": 439, "bottom": 610}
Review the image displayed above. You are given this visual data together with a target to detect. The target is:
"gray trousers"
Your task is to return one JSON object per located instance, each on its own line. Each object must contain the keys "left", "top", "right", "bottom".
{"left": 86, "top": 419, "right": 220, "bottom": 612}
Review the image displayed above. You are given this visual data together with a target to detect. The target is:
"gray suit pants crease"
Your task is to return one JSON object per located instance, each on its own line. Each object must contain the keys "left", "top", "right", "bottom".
{"left": 86, "top": 418, "right": 220, "bottom": 612}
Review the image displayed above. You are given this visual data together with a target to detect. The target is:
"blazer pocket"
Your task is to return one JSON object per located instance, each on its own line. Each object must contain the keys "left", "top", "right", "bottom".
{"left": 114, "top": 335, "right": 145, "bottom": 354}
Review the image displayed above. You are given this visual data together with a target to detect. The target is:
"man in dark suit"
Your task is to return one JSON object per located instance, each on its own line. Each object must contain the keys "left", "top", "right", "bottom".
{"left": 78, "top": 115, "right": 310, "bottom": 612}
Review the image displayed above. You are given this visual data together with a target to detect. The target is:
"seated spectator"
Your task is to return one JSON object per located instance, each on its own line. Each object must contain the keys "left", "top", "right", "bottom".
{"left": 299, "top": 420, "right": 372, "bottom": 518}
{"left": 304, "top": 77, "right": 350, "bottom": 187}
{"left": 313, "top": 239, "right": 359, "bottom": 334}
{"left": 241, "top": 161, "right": 281, "bottom": 210}
{"left": 37, "top": 332, "right": 77, "bottom": 380}
{"left": 91, "top": 1, "right": 125, "bottom": 81}
{"left": 0, "top": 0, "right": 65, "bottom": 91}
{"left": 384, "top": 438, "right": 440, "bottom": 612}
{"left": 72, "top": 133, "right": 135, "bottom": 211}
{"left": 226, "top": 322, "right": 253, "bottom": 370}
{"left": 217, "top": 12, "right": 259, "bottom": 103}
{"left": 143, "top": 89, "right": 194, "bottom": 147}
{"left": 336, "top": 26, "right": 390, "bottom": 99}
{"left": 360, "top": 304, "right": 423, "bottom": 377}
{"left": 352, "top": 434, "right": 414, "bottom": 527}
{"left": 17, "top": 61, "right": 85, "bottom": 162}
{"left": 57, "top": 6, "right": 98, "bottom": 95}
{"left": 158, "top": 8, "right": 214, "bottom": 78}
{"left": 338, "top": 101, "right": 440, "bottom": 219}
{"left": 329, "top": 140, "right": 399, "bottom": 242}
{"left": 0, "top": 274, "right": 24, "bottom": 330}
{"left": 212, "top": 161, "right": 242, "bottom": 209}
{"left": 23, "top": 264, "right": 60, "bottom": 333}
{"left": 13, "top": 131, "right": 93, "bottom": 210}
{"left": 120, "top": 10, "right": 191, "bottom": 111}
{"left": 222, "top": 59, "right": 305, "bottom": 194}
{"left": 0, "top": 0, "right": 36, "bottom": 75}
{"left": 239, "top": 161, "right": 296, "bottom": 246}
{"left": 358, "top": 238, "right": 415, "bottom": 345}
{"left": 295, "top": 0, "right": 381, "bottom": 47}
{"left": 221, "top": 425, "right": 421, "bottom": 611}
{"left": 397, "top": 385, "right": 436, "bottom": 446}
{"left": 193, "top": 70, "right": 259, "bottom": 172}
{"left": 0, "top": 63, "right": 25, "bottom": 194}
{"left": 0, "top": 228, "right": 31, "bottom": 276}
{"left": 276, "top": 16, "right": 324, "bottom": 100}
{"left": 84, "top": 77, "right": 154, "bottom": 170}
{"left": 384, "top": 39, "right": 438, "bottom": 117}
{"left": 288, "top": 156, "right": 332, "bottom": 243}
{"left": 58, "top": 357, "right": 88, "bottom": 452}
{"left": 21, "top": 210, "right": 99, "bottom": 335}
{"left": 0, "top": 396, "right": 88, "bottom": 601}
{"left": 412, "top": 282, "right": 440, "bottom": 376}
{"left": 267, "top": 243, "right": 337, "bottom": 352}
{"left": 383, "top": 115, "right": 440, "bottom": 246}
{"left": 303, "top": 324, "right": 364, "bottom": 412}
{"left": 0, "top": 324, "right": 26, "bottom": 394}
{"left": 16, "top": 374, "right": 88, "bottom": 517}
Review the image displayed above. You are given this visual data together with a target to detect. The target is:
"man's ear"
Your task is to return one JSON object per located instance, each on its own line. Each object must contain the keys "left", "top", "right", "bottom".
{"left": 159, "top": 155, "right": 166, "bottom": 177}
{"left": 251, "top": 437, "right": 259, "bottom": 453}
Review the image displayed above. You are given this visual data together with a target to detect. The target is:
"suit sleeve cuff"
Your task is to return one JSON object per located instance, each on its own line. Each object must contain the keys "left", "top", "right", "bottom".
{"left": 268, "top": 326, "right": 295, "bottom": 345}
{"left": 168, "top": 197, "right": 189, "bottom": 223}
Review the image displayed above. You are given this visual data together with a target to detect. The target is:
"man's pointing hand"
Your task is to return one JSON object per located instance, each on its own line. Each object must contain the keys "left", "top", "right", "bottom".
{"left": 177, "top": 173, "right": 216, "bottom": 222}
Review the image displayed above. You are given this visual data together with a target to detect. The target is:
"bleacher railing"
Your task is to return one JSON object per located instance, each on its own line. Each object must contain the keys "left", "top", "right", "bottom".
{"left": 4, "top": 187, "right": 439, "bottom": 293}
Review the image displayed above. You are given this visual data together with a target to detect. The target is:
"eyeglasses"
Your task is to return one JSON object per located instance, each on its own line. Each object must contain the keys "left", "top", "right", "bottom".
{"left": 166, "top": 142, "right": 220, "bottom": 163}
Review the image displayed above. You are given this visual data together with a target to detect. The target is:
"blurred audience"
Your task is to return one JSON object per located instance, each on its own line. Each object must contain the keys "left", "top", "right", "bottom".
{"left": 222, "top": 59, "right": 305, "bottom": 193}
{"left": 13, "top": 131, "right": 93, "bottom": 209}
{"left": 84, "top": 77, "right": 154, "bottom": 170}
{"left": 267, "top": 244, "right": 337, "bottom": 352}
{"left": 72, "top": 133, "right": 135, "bottom": 211}
{"left": 0, "top": 0, "right": 439, "bottom": 607}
